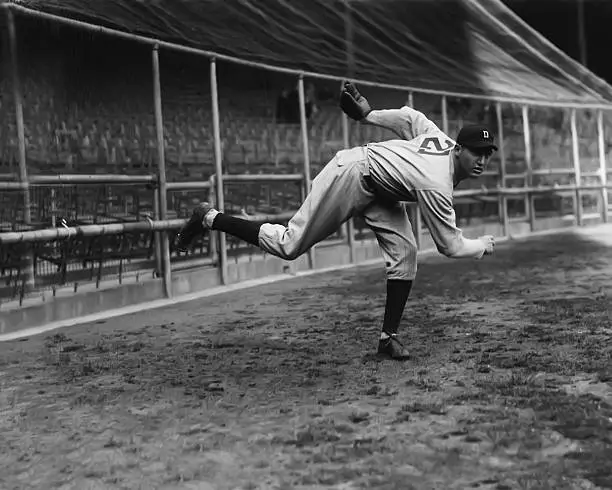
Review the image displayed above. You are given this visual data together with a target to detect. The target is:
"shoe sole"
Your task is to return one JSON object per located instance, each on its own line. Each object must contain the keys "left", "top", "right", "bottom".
{"left": 176, "top": 208, "right": 208, "bottom": 251}
{"left": 375, "top": 350, "right": 411, "bottom": 361}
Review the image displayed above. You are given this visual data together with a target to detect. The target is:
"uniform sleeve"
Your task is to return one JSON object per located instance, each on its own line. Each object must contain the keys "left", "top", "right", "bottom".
{"left": 416, "top": 189, "right": 486, "bottom": 259}
{"left": 364, "top": 106, "right": 441, "bottom": 140}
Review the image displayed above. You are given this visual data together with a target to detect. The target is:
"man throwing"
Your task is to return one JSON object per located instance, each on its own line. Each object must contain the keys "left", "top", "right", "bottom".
{"left": 175, "top": 82, "right": 498, "bottom": 360}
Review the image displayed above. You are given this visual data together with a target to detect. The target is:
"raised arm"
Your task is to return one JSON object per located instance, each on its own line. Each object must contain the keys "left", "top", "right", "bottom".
{"left": 364, "top": 106, "right": 440, "bottom": 140}
{"left": 339, "top": 82, "right": 440, "bottom": 139}
{"left": 416, "top": 189, "right": 494, "bottom": 259}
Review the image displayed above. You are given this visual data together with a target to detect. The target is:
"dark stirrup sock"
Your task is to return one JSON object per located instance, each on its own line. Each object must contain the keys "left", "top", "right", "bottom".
{"left": 211, "top": 213, "right": 262, "bottom": 247}
{"left": 381, "top": 279, "right": 413, "bottom": 336}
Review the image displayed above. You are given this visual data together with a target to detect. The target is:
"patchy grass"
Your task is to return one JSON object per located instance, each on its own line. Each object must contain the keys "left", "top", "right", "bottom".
{"left": 1, "top": 225, "right": 612, "bottom": 489}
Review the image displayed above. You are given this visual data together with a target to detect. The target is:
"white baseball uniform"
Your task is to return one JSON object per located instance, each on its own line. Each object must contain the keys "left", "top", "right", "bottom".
{"left": 257, "top": 106, "right": 487, "bottom": 279}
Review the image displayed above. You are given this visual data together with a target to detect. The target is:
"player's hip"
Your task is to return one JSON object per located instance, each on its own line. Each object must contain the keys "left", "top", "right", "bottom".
{"left": 317, "top": 145, "right": 370, "bottom": 184}
{"left": 334, "top": 145, "right": 369, "bottom": 167}
{"left": 334, "top": 146, "right": 406, "bottom": 211}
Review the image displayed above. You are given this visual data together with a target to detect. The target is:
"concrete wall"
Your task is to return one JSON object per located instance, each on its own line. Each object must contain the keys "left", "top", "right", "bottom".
{"left": 1, "top": 214, "right": 596, "bottom": 337}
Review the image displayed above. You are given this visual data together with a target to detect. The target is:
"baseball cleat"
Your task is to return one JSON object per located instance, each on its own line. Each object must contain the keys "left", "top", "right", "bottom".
{"left": 175, "top": 202, "right": 215, "bottom": 252}
{"left": 377, "top": 334, "right": 410, "bottom": 360}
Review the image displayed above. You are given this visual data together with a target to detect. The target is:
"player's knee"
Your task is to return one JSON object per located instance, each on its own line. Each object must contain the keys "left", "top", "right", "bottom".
{"left": 386, "top": 265, "right": 417, "bottom": 281}
{"left": 385, "top": 243, "right": 418, "bottom": 279}
{"left": 259, "top": 223, "right": 304, "bottom": 260}
{"left": 278, "top": 241, "right": 302, "bottom": 261}
{"left": 281, "top": 249, "right": 300, "bottom": 261}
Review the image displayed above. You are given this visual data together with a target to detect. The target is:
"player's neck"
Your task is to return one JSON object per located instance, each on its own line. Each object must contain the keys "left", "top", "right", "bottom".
{"left": 451, "top": 153, "right": 467, "bottom": 186}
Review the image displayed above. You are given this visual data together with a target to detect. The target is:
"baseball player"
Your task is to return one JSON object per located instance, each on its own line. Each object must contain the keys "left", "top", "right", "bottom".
{"left": 176, "top": 82, "right": 497, "bottom": 360}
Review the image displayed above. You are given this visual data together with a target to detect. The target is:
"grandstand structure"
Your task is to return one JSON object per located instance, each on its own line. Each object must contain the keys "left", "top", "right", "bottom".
{"left": 1, "top": 0, "right": 611, "bottom": 334}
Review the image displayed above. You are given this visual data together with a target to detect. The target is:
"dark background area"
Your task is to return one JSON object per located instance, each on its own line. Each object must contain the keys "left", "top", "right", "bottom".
{"left": 503, "top": 0, "right": 612, "bottom": 83}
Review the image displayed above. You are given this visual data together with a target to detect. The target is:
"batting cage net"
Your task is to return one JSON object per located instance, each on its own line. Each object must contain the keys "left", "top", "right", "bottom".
{"left": 1, "top": 0, "right": 612, "bottom": 307}
{"left": 8, "top": 0, "right": 612, "bottom": 106}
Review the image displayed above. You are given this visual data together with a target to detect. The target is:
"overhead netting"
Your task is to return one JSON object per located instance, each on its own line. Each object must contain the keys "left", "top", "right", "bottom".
{"left": 7, "top": 0, "right": 612, "bottom": 106}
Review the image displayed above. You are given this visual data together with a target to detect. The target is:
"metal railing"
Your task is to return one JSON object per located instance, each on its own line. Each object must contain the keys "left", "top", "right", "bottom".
{"left": 0, "top": 3, "right": 611, "bottom": 307}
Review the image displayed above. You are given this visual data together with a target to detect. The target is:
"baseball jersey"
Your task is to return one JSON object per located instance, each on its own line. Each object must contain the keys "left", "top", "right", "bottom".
{"left": 364, "top": 106, "right": 486, "bottom": 259}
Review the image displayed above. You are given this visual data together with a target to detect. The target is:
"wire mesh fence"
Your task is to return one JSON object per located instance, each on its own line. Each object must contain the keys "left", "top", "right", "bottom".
{"left": 160, "top": 50, "right": 215, "bottom": 184}
{"left": 527, "top": 106, "right": 575, "bottom": 220}
{"left": 576, "top": 108, "right": 604, "bottom": 217}
{"left": 3, "top": 183, "right": 157, "bottom": 230}
{"left": 1, "top": 15, "right": 611, "bottom": 306}
{"left": 0, "top": 229, "right": 159, "bottom": 306}
{"left": 0, "top": 182, "right": 162, "bottom": 305}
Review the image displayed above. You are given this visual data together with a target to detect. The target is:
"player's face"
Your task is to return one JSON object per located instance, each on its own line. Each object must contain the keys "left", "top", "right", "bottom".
{"left": 458, "top": 146, "right": 494, "bottom": 179}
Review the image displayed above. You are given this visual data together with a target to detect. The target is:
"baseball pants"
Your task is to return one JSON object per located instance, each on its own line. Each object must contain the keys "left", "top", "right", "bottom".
{"left": 258, "top": 146, "right": 419, "bottom": 280}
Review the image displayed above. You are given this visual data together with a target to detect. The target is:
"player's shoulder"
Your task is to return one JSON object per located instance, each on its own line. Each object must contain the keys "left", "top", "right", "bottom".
{"left": 412, "top": 128, "right": 455, "bottom": 143}
{"left": 410, "top": 130, "right": 456, "bottom": 155}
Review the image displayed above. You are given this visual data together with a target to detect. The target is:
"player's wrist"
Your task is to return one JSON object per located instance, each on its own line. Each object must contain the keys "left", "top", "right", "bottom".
{"left": 364, "top": 110, "right": 385, "bottom": 125}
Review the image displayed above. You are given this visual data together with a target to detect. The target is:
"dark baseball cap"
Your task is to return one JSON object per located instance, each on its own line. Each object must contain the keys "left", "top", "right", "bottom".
{"left": 456, "top": 124, "right": 498, "bottom": 151}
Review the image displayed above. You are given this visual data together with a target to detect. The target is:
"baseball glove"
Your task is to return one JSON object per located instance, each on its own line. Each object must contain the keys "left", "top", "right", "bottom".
{"left": 339, "top": 82, "right": 372, "bottom": 121}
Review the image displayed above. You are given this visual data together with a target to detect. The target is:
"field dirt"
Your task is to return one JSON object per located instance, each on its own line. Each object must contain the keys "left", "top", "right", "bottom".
{"left": 1, "top": 225, "right": 612, "bottom": 490}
